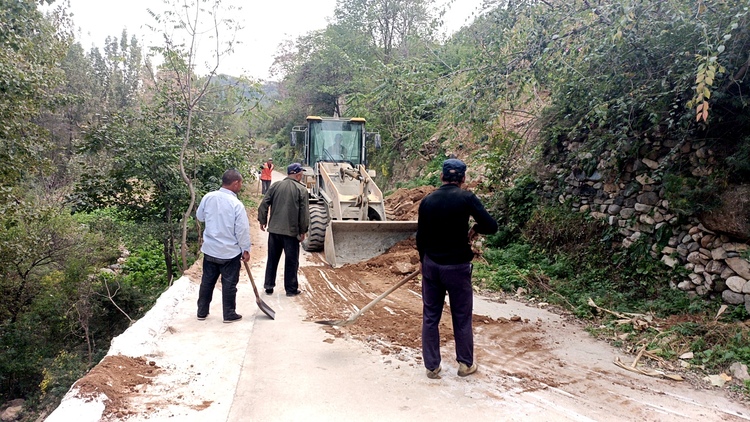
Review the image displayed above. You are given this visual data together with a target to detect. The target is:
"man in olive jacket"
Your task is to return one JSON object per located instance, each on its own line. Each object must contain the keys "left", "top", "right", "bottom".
{"left": 258, "top": 163, "right": 310, "bottom": 296}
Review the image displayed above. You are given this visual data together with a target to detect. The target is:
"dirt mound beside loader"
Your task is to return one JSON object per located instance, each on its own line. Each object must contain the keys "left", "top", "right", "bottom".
{"left": 385, "top": 186, "right": 436, "bottom": 220}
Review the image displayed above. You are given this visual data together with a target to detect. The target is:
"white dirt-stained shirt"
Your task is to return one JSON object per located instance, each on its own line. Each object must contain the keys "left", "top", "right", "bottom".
{"left": 197, "top": 187, "right": 251, "bottom": 259}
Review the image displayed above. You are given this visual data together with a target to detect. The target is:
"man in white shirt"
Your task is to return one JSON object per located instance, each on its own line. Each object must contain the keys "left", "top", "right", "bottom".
{"left": 196, "top": 169, "right": 251, "bottom": 323}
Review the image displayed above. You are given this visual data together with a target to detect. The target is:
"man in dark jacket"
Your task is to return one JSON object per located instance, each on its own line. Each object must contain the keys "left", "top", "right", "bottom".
{"left": 258, "top": 163, "right": 310, "bottom": 296}
{"left": 416, "top": 158, "right": 498, "bottom": 379}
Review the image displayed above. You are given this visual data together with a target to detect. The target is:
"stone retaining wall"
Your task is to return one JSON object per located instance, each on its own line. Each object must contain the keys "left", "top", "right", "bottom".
{"left": 543, "top": 137, "right": 750, "bottom": 314}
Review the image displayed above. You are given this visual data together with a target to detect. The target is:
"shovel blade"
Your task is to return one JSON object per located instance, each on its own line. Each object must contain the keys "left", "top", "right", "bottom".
{"left": 242, "top": 261, "right": 276, "bottom": 320}
{"left": 257, "top": 299, "right": 276, "bottom": 320}
{"left": 315, "top": 319, "right": 352, "bottom": 327}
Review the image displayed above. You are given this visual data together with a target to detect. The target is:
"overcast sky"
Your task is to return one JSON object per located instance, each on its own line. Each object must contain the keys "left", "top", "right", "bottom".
{"left": 52, "top": 0, "right": 485, "bottom": 80}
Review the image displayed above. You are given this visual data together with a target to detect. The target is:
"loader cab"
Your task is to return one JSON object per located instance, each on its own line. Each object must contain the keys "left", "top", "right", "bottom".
{"left": 305, "top": 116, "right": 365, "bottom": 166}
{"left": 290, "top": 116, "right": 382, "bottom": 212}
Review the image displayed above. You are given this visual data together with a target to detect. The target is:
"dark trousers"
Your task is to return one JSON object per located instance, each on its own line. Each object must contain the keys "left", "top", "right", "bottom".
{"left": 264, "top": 233, "right": 300, "bottom": 293}
{"left": 197, "top": 254, "right": 241, "bottom": 319}
{"left": 261, "top": 179, "right": 271, "bottom": 194}
{"left": 421, "top": 255, "right": 474, "bottom": 371}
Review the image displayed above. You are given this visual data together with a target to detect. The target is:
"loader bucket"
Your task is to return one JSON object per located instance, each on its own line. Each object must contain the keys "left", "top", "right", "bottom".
{"left": 324, "top": 220, "right": 418, "bottom": 268}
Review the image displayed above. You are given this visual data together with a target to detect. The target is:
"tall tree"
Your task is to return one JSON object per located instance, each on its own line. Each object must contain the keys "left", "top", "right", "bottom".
{"left": 272, "top": 25, "right": 376, "bottom": 116}
{"left": 0, "top": 0, "right": 66, "bottom": 194}
{"left": 334, "top": 0, "right": 437, "bottom": 63}
{"left": 148, "top": 0, "right": 244, "bottom": 270}
{"left": 89, "top": 30, "right": 144, "bottom": 112}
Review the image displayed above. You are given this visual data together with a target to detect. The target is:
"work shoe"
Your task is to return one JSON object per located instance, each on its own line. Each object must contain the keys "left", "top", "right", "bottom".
{"left": 223, "top": 314, "right": 243, "bottom": 323}
{"left": 286, "top": 290, "right": 303, "bottom": 297}
{"left": 425, "top": 366, "right": 442, "bottom": 379}
{"left": 265, "top": 288, "right": 273, "bottom": 295}
{"left": 457, "top": 362, "right": 478, "bottom": 377}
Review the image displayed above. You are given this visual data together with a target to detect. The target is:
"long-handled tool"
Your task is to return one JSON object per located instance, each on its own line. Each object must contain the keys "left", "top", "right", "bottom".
{"left": 316, "top": 269, "right": 420, "bottom": 327}
{"left": 243, "top": 261, "right": 275, "bottom": 320}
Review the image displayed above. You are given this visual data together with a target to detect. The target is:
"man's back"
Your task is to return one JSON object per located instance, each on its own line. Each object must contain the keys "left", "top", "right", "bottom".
{"left": 417, "top": 184, "right": 497, "bottom": 265}
{"left": 259, "top": 178, "right": 309, "bottom": 237}
{"left": 198, "top": 188, "right": 249, "bottom": 259}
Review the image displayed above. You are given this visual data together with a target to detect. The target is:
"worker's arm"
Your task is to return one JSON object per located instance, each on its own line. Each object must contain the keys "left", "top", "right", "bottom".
{"left": 257, "top": 186, "right": 273, "bottom": 231}
{"left": 468, "top": 194, "right": 498, "bottom": 236}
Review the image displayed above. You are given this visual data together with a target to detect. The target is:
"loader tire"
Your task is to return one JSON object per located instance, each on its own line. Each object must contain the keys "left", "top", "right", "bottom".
{"left": 302, "top": 204, "right": 328, "bottom": 252}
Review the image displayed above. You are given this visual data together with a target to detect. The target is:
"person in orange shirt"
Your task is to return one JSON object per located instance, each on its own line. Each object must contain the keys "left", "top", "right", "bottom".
{"left": 260, "top": 158, "right": 274, "bottom": 194}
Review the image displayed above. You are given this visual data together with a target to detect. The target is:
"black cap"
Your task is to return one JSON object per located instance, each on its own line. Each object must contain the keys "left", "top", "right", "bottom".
{"left": 442, "top": 158, "right": 466, "bottom": 177}
{"left": 287, "top": 163, "right": 303, "bottom": 174}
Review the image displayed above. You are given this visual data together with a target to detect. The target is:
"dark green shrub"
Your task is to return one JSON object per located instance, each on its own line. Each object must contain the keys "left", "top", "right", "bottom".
{"left": 726, "top": 136, "right": 750, "bottom": 181}
{"left": 40, "top": 351, "right": 87, "bottom": 398}
{"left": 662, "top": 173, "right": 723, "bottom": 216}
{"left": 484, "top": 175, "right": 540, "bottom": 248}
{"left": 522, "top": 205, "right": 607, "bottom": 257}
{"left": 122, "top": 241, "right": 174, "bottom": 296}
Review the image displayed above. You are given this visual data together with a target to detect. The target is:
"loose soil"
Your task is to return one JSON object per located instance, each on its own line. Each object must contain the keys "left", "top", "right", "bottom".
{"left": 72, "top": 356, "right": 163, "bottom": 419}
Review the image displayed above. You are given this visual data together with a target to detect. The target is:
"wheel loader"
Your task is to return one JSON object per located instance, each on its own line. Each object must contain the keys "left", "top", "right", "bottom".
{"left": 290, "top": 116, "right": 417, "bottom": 267}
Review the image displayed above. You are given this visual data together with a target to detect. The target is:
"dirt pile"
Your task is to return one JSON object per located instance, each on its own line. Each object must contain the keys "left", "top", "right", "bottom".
{"left": 73, "top": 355, "right": 160, "bottom": 419}
{"left": 385, "top": 186, "right": 436, "bottom": 220}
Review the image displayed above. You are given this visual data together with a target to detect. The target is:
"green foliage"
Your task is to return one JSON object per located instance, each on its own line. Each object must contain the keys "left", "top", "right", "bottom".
{"left": 484, "top": 175, "right": 540, "bottom": 248}
{"left": 73, "top": 208, "right": 147, "bottom": 253}
{"left": 726, "top": 136, "right": 750, "bottom": 180}
{"left": 480, "top": 200, "right": 689, "bottom": 316}
{"left": 334, "top": 0, "right": 438, "bottom": 64}
{"left": 0, "top": 204, "right": 168, "bottom": 403}
{"left": 122, "top": 241, "right": 173, "bottom": 294}
{"left": 0, "top": 313, "right": 47, "bottom": 400}
{"left": 474, "top": 261, "right": 529, "bottom": 292}
{"left": 662, "top": 173, "right": 723, "bottom": 216}
{"left": 0, "top": 0, "right": 67, "bottom": 188}
{"left": 693, "top": 330, "right": 750, "bottom": 370}
{"left": 481, "top": 128, "right": 532, "bottom": 189}
{"left": 483, "top": 242, "right": 533, "bottom": 268}
{"left": 523, "top": 204, "right": 607, "bottom": 256}
{"left": 0, "top": 200, "right": 113, "bottom": 323}
{"left": 0, "top": 0, "right": 254, "bottom": 413}
{"left": 391, "top": 156, "right": 443, "bottom": 189}
{"left": 40, "top": 351, "right": 86, "bottom": 398}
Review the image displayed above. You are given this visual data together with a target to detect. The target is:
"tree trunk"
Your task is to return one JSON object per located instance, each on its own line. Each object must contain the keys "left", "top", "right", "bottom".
{"left": 165, "top": 206, "right": 175, "bottom": 284}
{"left": 179, "top": 111, "right": 196, "bottom": 270}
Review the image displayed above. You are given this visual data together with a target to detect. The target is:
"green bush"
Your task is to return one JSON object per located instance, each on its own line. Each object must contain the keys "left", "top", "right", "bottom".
{"left": 726, "top": 137, "right": 750, "bottom": 181}
{"left": 522, "top": 205, "right": 607, "bottom": 257}
{"left": 122, "top": 241, "right": 173, "bottom": 295}
{"left": 484, "top": 175, "right": 540, "bottom": 249}
{"left": 40, "top": 351, "right": 86, "bottom": 398}
{"left": 474, "top": 262, "right": 529, "bottom": 292}
{"left": 662, "top": 173, "right": 724, "bottom": 217}
{"left": 391, "top": 155, "right": 443, "bottom": 189}
{"left": 483, "top": 242, "right": 532, "bottom": 268}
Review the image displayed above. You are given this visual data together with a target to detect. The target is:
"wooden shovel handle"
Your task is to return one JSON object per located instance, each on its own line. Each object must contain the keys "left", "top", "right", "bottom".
{"left": 356, "top": 269, "right": 421, "bottom": 316}
{"left": 242, "top": 260, "right": 262, "bottom": 300}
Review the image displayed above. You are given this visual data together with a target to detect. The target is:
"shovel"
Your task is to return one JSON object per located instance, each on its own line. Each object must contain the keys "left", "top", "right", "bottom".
{"left": 316, "top": 269, "right": 420, "bottom": 327}
{"left": 242, "top": 261, "right": 275, "bottom": 320}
